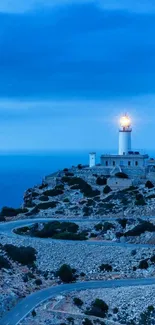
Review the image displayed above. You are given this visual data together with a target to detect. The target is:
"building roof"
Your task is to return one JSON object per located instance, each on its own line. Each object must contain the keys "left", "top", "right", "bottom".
{"left": 101, "top": 154, "right": 149, "bottom": 159}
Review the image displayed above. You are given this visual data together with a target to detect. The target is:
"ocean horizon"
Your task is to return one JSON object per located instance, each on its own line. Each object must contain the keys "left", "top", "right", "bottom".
{"left": 0, "top": 149, "right": 155, "bottom": 209}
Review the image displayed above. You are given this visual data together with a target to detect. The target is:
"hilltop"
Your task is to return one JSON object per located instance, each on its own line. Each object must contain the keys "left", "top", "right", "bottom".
{"left": 1, "top": 165, "right": 155, "bottom": 221}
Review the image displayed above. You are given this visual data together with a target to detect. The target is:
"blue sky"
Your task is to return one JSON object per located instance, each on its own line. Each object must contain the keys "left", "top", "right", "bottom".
{"left": 0, "top": 0, "right": 155, "bottom": 151}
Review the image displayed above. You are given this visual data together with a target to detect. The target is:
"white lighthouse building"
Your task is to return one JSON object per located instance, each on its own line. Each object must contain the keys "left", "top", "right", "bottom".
{"left": 100, "top": 114, "right": 148, "bottom": 170}
{"left": 119, "top": 115, "right": 132, "bottom": 155}
{"left": 89, "top": 114, "right": 149, "bottom": 179}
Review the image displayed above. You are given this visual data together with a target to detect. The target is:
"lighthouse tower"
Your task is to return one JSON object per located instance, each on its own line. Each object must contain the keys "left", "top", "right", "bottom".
{"left": 119, "top": 114, "right": 132, "bottom": 155}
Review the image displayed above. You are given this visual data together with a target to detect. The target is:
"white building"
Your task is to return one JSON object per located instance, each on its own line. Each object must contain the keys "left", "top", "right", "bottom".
{"left": 89, "top": 114, "right": 149, "bottom": 178}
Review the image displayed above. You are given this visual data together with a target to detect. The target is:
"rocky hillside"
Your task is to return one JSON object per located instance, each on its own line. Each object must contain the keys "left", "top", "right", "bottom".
{"left": 7, "top": 167, "right": 155, "bottom": 220}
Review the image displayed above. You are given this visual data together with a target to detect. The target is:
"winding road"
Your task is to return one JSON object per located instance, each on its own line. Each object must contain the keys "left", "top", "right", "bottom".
{"left": 0, "top": 217, "right": 154, "bottom": 248}
{"left": 0, "top": 217, "right": 155, "bottom": 325}
{"left": 1, "top": 278, "right": 155, "bottom": 325}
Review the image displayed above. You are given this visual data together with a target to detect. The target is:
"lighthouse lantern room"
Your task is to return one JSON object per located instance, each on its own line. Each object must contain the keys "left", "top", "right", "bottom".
{"left": 119, "top": 114, "right": 132, "bottom": 155}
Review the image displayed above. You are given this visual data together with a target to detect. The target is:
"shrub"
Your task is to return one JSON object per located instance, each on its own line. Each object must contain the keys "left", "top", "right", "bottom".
{"left": 39, "top": 183, "right": 48, "bottom": 190}
{"left": 147, "top": 194, "right": 155, "bottom": 199}
{"left": 93, "top": 299, "right": 108, "bottom": 314}
{"left": 0, "top": 255, "right": 11, "bottom": 269}
{"left": 65, "top": 172, "right": 74, "bottom": 177}
{"left": 0, "top": 207, "right": 28, "bottom": 217}
{"left": 0, "top": 215, "right": 5, "bottom": 222}
{"left": 90, "top": 233, "right": 96, "bottom": 238}
{"left": 25, "top": 201, "right": 36, "bottom": 208}
{"left": 4, "top": 244, "right": 36, "bottom": 265}
{"left": 37, "top": 201, "right": 57, "bottom": 210}
{"left": 113, "top": 307, "right": 119, "bottom": 314}
{"left": 26, "top": 206, "right": 40, "bottom": 216}
{"left": 86, "top": 199, "right": 95, "bottom": 207}
{"left": 35, "top": 278, "right": 42, "bottom": 285}
{"left": 67, "top": 317, "right": 74, "bottom": 324}
{"left": 145, "top": 180, "right": 154, "bottom": 189}
{"left": 116, "top": 232, "right": 123, "bottom": 238}
{"left": 73, "top": 297, "right": 83, "bottom": 307}
{"left": 150, "top": 255, "right": 155, "bottom": 263}
{"left": 70, "top": 185, "right": 80, "bottom": 190}
{"left": 131, "top": 249, "right": 137, "bottom": 256}
{"left": 62, "top": 177, "right": 100, "bottom": 197}
{"left": 62, "top": 176, "right": 71, "bottom": 183}
{"left": 80, "top": 272, "right": 85, "bottom": 277}
{"left": 15, "top": 226, "right": 29, "bottom": 234}
{"left": 82, "top": 319, "right": 93, "bottom": 325}
{"left": 57, "top": 264, "right": 73, "bottom": 283}
{"left": 94, "top": 223, "right": 103, "bottom": 231}
{"left": 124, "top": 221, "right": 155, "bottom": 237}
{"left": 83, "top": 206, "right": 93, "bottom": 217}
{"left": 77, "top": 164, "right": 83, "bottom": 170}
{"left": 31, "top": 191, "right": 39, "bottom": 198}
{"left": 103, "top": 185, "right": 112, "bottom": 194}
{"left": 96, "top": 177, "right": 107, "bottom": 186}
{"left": 115, "top": 172, "right": 128, "bottom": 179}
{"left": 103, "top": 222, "right": 114, "bottom": 232}
{"left": 53, "top": 232, "right": 87, "bottom": 240}
{"left": 32, "top": 309, "right": 36, "bottom": 317}
{"left": 121, "top": 198, "right": 129, "bottom": 206}
{"left": 135, "top": 198, "right": 146, "bottom": 206}
{"left": 100, "top": 264, "right": 112, "bottom": 272}
{"left": 43, "top": 188, "right": 63, "bottom": 197}
{"left": 39, "top": 196, "right": 49, "bottom": 202}
{"left": 138, "top": 259, "right": 149, "bottom": 269}
{"left": 55, "top": 184, "right": 64, "bottom": 190}
{"left": 86, "top": 299, "right": 108, "bottom": 318}
{"left": 148, "top": 305, "right": 154, "bottom": 312}
{"left": 26, "top": 272, "right": 35, "bottom": 279}
{"left": 32, "top": 221, "right": 81, "bottom": 239}
{"left": 63, "top": 168, "right": 68, "bottom": 172}
{"left": 63, "top": 198, "right": 70, "bottom": 203}
{"left": 136, "top": 193, "right": 144, "bottom": 201}
{"left": 117, "top": 218, "right": 128, "bottom": 229}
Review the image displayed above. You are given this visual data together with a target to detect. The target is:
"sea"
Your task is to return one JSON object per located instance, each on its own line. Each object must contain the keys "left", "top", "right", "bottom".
{"left": 0, "top": 151, "right": 93, "bottom": 209}
{"left": 0, "top": 150, "right": 154, "bottom": 209}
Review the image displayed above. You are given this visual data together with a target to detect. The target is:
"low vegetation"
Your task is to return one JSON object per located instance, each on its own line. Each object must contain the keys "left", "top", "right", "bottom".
{"left": 138, "top": 259, "right": 149, "bottom": 270}
{"left": 96, "top": 177, "right": 107, "bottom": 186}
{"left": 103, "top": 185, "right": 112, "bottom": 194}
{"left": 62, "top": 176, "right": 100, "bottom": 197}
{"left": 37, "top": 201, "right": 58, "bottom": 210}
{"left": 115, "top": 172, "right": 128, "bottom": 179}
{"left": 0, "top": 206, "right": 28, "bottom": 217}
{"left": 124, "top": 221, "right": 155, "bottom": 237}
{"left": 3, "top": 244, "right": 36, "bottom": 265}
{"left": 86, "top": 299, "right": 109, "bottom": 318}
{"left": 56, "top": 264, "right": 74, "bottom": 283}
{"left": 99, "top": 264, "right": 112, "bottom": 272}
{"left": 43, "top": 188, "right": 64, "bottom": 197}
{"left": 73, "top": 297, "right": 83, "bottom": 307}
{"left": 39, "top": 196, "right": 49, "bottom": 202}
{"left": 16, "top": 221, "right": 88, "bottom": 241}
{"left": 0, "top": 255, "right": 11, "bottom": 269}
{"left": 145, "top": 180, "right": 154, "bottom": 189}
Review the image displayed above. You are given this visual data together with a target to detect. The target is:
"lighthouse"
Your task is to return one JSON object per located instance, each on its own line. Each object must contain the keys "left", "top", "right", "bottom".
{"left": 118, "top": 114, "right": 132, "bottom": 155}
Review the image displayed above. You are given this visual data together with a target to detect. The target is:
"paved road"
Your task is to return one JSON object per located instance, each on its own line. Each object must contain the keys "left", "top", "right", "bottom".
{"left": 0, "top": 216, "right": 155, "bottom": 325}
{"left": 0, "top": 218, "right": 154, "bottom": 248}
{"left": 1, "top": 278, "right": 155, "bottom": 325}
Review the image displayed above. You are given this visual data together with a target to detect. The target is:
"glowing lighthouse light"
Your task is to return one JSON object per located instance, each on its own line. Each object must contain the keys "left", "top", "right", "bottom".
{"left": 119, "top": 114, "right": 132, "bottom": 155}
{"left": 120, "top": 115, "right": 131, "bottom": 128}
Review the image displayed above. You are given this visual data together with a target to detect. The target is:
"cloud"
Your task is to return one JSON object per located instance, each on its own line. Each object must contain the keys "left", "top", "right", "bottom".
{"left": 99, "top": 0, "right": 155, "bottom": 13}
{"left": 0, "top": 3, "right": 154, "bottom": 99}
{"left": 0, "top": 95, "right": 155, "bottom": 151}
{"left": 0, "top": 0, "right": 155, "bottom": 14}
{"left": 0, "top": 0, "right": 91, "bottom": 13}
